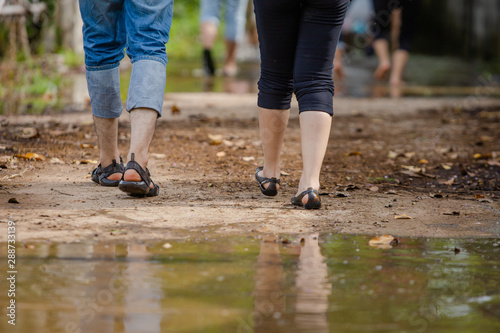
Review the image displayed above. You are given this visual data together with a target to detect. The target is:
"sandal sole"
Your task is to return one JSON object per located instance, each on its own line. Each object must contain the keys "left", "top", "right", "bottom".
{"left": 118, "top": 181, "right": 159, "bottom": 197}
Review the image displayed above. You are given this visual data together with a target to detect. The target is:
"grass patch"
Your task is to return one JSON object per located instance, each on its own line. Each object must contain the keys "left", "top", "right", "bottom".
{"left": 367, "top": 176, "right": 396, "bottom": 184}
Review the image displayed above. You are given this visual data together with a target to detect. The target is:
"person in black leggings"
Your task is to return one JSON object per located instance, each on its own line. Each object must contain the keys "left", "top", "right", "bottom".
{"left": 253, "top": 0, "right": 349, "bottom": 209}
{"left": 371, "top": 0, "right": 421, "bottom": 84}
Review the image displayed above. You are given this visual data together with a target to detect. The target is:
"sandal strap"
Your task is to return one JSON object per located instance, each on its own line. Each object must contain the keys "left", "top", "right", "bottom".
{"left": 99, "top": 157, "right": 124, "bottom": 178}
{"left": 292, "top": 187, "right": 320, "bottom": 206}
{"left": 125, "top": 153, "right": 153, "bottom": 185}
{"left": 255, "top": 166, "right": 280, "bottom": 184}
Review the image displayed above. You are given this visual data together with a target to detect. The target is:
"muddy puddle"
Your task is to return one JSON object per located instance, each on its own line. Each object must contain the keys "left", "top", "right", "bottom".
{"left": 1, "top": 234, "right": 499, "bottom": 332}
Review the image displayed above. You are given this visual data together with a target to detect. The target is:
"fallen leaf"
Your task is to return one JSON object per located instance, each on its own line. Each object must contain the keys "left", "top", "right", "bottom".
{"left": 280, "top": 171, "right": 290, "bottom": 176}
{"left": 475, "top": 194, "right": 484, "bottom": 199}
{"left": 439, "top": 177, "right": 455, "bottom": 186}
{"left": 0, "top": 156, "right": 12, "bottom": 163}
{"left": 395, "top": 214, "right": 412, "bottom": 219}
{"left": 242, "top": 156, "right": 255, "bottom": 162}
{"left": 50, "top": 157, "right": 65, "bottom": 164}
{"left": 369, "top": 186, "right": 379, "bottom": 192}
{"left": 385, "top": 190, "right": 397, "bottom": 195}
{"left": 368, "top": 234, "right": 398, "bottom": 249}
{"left": 162, "top": 243, "right": 173, "bottom": 249}
{"left": 8, "top": 198, "right": 19, "bottom": 204}
{"left": 216, "top": 151, "right": 226, "bottom": 158}
{"left": 74, "top": 160, "right": 98, "bottom": 165}
{"left": 441, "top": 163, "right": 452, "bottom": 170}
{"left": 222, "top": 139, "right": 233, "bottom": 147}
{"left": 80, "top": 143, "right": 95, "bottom": 149}
{"left": 346, "top": 151, "right": 362, "bottom": 156}
{"left": 20, "top": 127, "right": 39, "bottom": 139}
{"left": 398, "top": 170, "right": 423, "bottom": 178}
{"left": 150, "top": 153, "right": 167, "bottom": 159}
{"left": 404, "top": 152, "right": 415, "bottom": 158}
{"left": 16, "top": 153, "right": 46, "bottom": 161}
{"left": 418, "top": 159, "right": 429, "bottom": 164}
{"left": 388, "top": 151, "right": 398, "bottom": 159}
{"left": 208, "top": 134, "right": 223, "bottom": 145}
{"left": 171, "top": 104, "right": 180, "bottom": 114}
{"left": 402, "top": 165, "right": 422, "bottom": 172}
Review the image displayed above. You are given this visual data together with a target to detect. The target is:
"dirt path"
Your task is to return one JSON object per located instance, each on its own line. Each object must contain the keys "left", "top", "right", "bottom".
{"left": 1, "top": 94, "right": 499, "bottom": 242}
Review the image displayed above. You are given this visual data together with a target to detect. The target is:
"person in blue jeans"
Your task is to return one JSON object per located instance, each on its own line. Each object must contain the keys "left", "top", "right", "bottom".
{"left": 78, "top": 0, "right": 173, "bottom": 197}
{"left": 200, "top": 0, "right": 249, "bottom": 76}
{"left": 253, "top": 0, "right": 349, "bottom": 209}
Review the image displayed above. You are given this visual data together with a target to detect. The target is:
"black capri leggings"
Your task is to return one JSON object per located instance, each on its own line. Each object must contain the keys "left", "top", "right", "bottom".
{"left": 254, "top": 0, "right": 349, "bottom": 116}
{"left": 372, "top": 0, "right": 422, "bottom": 52}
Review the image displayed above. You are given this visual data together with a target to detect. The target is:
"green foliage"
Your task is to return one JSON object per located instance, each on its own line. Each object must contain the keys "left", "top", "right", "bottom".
{"left": 0, "top": 57, "right": 63, "bottom": 115}
{"left": 167, "top": 0, "right": 224, "bottom": 60}
{"left": 367, "top": 176, "right": 396, "bottom": 183}
{"left": 59, "top": 49, "right": 84, "bottom": 68}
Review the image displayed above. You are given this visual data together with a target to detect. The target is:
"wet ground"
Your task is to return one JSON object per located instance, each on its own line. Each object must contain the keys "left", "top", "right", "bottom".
{"left": 0, "top": 234, "right": 499, "bottom": 332}
{"left": 1, "top": 55, "right": 500, "bottom": 332}
{"left": 1, "top": 94, "right": 500, "bottom": 242}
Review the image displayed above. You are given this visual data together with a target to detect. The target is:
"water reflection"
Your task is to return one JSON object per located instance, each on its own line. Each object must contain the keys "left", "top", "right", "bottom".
{"left": 294, "top": 234, "right": 330, "bottom": 332}
{"left": 0, "top": 235, "right": 499, "bottom": 332}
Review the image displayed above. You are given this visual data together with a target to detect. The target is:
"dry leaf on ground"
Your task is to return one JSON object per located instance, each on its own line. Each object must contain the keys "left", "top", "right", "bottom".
{"left": 16, "top": 153, "right": 46, "bottom": 161}
{"left": 208, "top": 134, "right": 223, "bottom": 145}
{"left": 50, "top": 157, "right": 65, "bottom": 164}
{"left": 395, "top": 214, "right": 412, "bottom": 219}
{"left": 368, "top": 234, "right": 399, "bottom": 249}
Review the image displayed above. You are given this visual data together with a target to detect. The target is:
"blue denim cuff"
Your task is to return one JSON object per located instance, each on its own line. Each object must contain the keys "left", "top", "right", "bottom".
{"left": 86, "top": 67, "right": 123, "bottom": 118}
{"left": 85, "top": 62, "right": 121, "bottom": 72}
{"left": 125, "top": 59, "right": 166, "bottom": 117}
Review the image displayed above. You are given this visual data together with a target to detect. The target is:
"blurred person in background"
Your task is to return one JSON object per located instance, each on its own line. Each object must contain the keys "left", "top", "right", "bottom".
{"left": 200, "top": 0, "right": 249, "bottom": 76}
{"left": 372, "top": 0, "right": 421, "bottom": 85}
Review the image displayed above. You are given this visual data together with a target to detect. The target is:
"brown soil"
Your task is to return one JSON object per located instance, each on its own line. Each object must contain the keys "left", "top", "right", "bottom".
{"left": 1, "top": 94, "right": 499, "bottom": 242}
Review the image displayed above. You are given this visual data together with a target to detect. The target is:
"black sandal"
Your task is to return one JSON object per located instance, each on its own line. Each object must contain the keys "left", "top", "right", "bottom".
{"left": 91, "top": 157, "right": 124, "bottom": 187}
{"left": 118, "top": 153, "right": 159, "bottom": 197}
{"left": 291, "top": 187, "right": 321, "bottom": 209}
{"left": 255, "top": 166, "right": 280, "bottom": 197}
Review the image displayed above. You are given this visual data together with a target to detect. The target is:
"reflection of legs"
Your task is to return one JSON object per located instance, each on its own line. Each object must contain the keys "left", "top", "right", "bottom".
{"left": 254, "top": 235, "right": 285, "bottom": 330}
{"left": 124, "top": 244, "right": 162, "bottom": 332}
{"left": 295, "top": 234, "right": 330, "bottom": 332}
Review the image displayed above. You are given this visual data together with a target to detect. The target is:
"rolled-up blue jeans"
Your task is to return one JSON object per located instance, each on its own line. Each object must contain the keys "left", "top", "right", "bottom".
{"left": 79, "top": 0, "right": 174, "bottom": 118}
